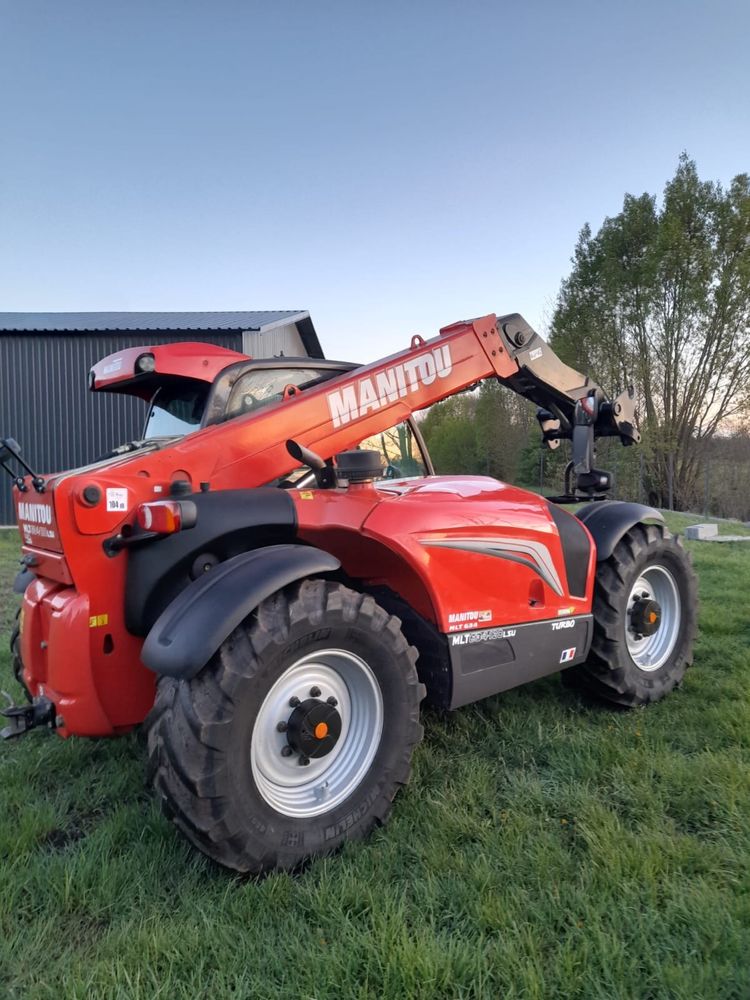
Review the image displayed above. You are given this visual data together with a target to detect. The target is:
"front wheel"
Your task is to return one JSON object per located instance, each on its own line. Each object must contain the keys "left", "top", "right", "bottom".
{"left": 568, "top": 523, "right": 697, "bottom": 707}
{"left": 145, "top": 580, "right": 424, "bottom": 873}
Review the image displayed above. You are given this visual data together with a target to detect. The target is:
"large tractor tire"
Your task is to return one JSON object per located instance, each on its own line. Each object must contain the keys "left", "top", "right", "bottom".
{"left": 145, "top": 580, "right": 424, "bottom": 873}
{"left": 569, "top": 523, "right": 697, "bottom": 707}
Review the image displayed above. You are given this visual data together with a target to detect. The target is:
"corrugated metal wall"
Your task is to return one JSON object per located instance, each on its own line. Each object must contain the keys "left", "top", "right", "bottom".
{"left": 242, "top": 324, "right": 305, "bottom": 358}
{"left": 0, "top": 331, "right": 242, "bottom": 525}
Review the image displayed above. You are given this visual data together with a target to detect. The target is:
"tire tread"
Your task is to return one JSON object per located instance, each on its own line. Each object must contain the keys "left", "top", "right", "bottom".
{"left": 144, "top": 581, "right": 423, "bottom": 873}
{"left": 569, "top": 524, "right": 698, "bottom": 707}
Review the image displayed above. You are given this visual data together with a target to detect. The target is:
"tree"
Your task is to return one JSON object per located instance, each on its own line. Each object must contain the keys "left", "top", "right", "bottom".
{"left": 474, "top": 381, "right": 536, "bottom": 481}
{"left": 420, "top": 385, "right": 537, "bottom": 480}
{"left": 419, "top": 394, "right": 480, "bottom": 474}
{"left": 550, "top": 155, "right": 750, "bottom": 509}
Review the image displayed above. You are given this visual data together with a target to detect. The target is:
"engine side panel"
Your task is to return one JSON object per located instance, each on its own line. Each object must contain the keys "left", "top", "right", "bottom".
{"left": 362, "top": 477, "right": 595, "bottom": 707}
{"left": 362, "top": 477, "right": 594, "bottom": 629}
{"left": 294, "top": 476, "right": 596, "bottom": 709}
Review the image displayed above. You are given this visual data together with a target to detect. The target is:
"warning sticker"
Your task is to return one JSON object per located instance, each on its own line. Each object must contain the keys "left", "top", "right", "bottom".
{"left": 106, "top": 488, "right": 128, "bottom": 512}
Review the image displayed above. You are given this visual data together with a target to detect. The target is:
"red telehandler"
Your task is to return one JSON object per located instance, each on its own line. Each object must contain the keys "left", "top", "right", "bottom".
{"left": 2, "top": 312, "right": 696, "bottom": 872}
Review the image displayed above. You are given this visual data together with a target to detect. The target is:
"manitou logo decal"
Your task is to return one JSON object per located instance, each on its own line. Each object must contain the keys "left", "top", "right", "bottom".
{"left": 18, "top": 501, "right": 53, "bottom": 525}
{"left": 18, "top": 500, "right": 56, "bottom": 541}
{"left": 448, "top": 610, "right": 492, "bottom": 624}
{"left": 447, "top": 609, "right": 492, "bottom": 632}
{"left": 327, "top": 345, "right": 453, "bottom": 428}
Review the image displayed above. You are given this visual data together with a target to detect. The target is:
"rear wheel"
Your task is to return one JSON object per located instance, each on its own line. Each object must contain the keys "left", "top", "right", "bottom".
{"left": 569, "top": 523, "right": 697, "bottom": 706}
{"left": 145, "top": 580, "right": 424, "bottom": 873}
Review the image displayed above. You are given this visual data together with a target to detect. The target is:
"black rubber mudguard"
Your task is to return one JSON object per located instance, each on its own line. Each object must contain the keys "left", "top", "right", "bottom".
{"left": 125, "top": 488, "right": 298, "bottom": 635}
{"left": 575, "top": 501, "right": 664, "bottom": 561}
{"left": 13, "top": 567, "right": 35, "bottom": 594}
{"left": 141, "top": 544, "right": 341, "bottom": 679}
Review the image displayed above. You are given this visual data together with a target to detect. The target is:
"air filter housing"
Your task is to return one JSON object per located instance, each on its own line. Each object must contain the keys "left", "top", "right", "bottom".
{"left": 335, "top": 449, "right": 384, "bottom": 485}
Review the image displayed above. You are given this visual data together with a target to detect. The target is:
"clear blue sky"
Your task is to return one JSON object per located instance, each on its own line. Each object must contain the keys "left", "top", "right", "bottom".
{"left": 1, "top": 0, "right": 748, "bottom": 361}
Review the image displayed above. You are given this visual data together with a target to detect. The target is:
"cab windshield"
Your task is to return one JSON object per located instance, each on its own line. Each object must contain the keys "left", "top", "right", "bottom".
{"left": 144, "top": 383, "right": 209, "bottom": 439}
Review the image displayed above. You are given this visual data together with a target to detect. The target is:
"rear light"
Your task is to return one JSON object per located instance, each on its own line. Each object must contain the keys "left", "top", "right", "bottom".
{"left": 136, "top": 500, "right": 197, "bottom": 534}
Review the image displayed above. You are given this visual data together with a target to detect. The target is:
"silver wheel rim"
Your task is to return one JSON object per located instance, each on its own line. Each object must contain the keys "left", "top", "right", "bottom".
{"left": 250, "top": 649, "right": 384, "bottom": 818}
{"left": 625, "top": 565, "right": 681, "bottom": 672}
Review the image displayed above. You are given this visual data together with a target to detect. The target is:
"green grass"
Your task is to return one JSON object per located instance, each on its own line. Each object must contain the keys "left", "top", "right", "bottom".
{"left": 1, "top": 517, "right": 749, "bottom": 999}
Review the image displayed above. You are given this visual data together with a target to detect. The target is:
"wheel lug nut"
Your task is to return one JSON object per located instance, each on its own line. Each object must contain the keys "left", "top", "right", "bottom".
{"left": 310, "top": 686, "right": 321, "bottom": 698}
{"left": 289, "top": 696, "right": 300, "bottom": 708}
{"left": 299, "top": 756, "right": 311, "bottom": 766}
{"left": 281, "top": 746, "right": 294, "bottom": 757}
{"left": 327, "top": 696, "right": 338, "bottom": 707}
{"left": 276, "top": 721, "right": 288, "bottom": 733}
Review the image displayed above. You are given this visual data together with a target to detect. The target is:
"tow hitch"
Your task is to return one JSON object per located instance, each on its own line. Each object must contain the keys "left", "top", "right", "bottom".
{"left": 1, "top": 694, "right": 56, "bottom": 740}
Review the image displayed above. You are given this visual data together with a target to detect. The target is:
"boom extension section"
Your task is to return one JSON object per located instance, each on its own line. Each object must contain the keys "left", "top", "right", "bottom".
{"left": 295, "top": 312, "right": 638, "bottom": 502}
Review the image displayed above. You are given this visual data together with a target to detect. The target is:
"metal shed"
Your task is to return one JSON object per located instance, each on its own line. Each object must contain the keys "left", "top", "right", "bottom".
{"left": 0, "top": 310, "right": 323, "bottom": 525}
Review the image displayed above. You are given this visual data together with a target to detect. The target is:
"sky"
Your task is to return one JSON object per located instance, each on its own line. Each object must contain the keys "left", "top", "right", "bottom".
{"left": 1, "top": 0, "right": 748, "bottom": 362}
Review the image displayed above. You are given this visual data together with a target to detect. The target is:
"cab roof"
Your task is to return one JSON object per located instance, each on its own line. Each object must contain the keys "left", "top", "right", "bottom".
{"left": 89, "top": 342, "right": 248, "bottom": 399}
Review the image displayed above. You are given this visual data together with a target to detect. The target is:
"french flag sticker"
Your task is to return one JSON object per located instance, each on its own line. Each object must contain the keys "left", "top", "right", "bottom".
{"left": 560, "top": 647, "right": 577, "bottom": 664}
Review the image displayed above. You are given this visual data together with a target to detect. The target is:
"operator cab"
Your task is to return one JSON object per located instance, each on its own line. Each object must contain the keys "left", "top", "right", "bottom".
{"left": 90, "top": 346, "right": 352, "bottom": 444}
{"left": 90, "top": 344, "right": 433, "bottom": 483}
{"left": 141, "top": 360, "right": 350, "bottom": 440}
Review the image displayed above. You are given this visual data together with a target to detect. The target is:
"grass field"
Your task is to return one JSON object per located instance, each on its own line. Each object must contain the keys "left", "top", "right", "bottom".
{"left": 1, "top": 515, "right": 749, "bottom": 999}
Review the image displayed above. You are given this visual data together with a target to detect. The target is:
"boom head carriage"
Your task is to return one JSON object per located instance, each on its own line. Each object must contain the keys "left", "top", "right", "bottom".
{"left": 490, "top": 314, "right": 640, "bottom": 501}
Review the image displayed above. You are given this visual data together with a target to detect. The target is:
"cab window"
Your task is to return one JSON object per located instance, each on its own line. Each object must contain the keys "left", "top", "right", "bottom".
{"left": 144, "top": 383, "right": 209, "bottom": 439}
{"left": 267, "top": 419, "right": 428, "bottom": 488}
{"left": 225, "top": 368, "right": 329, "bottom": 420}
{"left": 356, "top": 421, "right": 428, "bottom": 479}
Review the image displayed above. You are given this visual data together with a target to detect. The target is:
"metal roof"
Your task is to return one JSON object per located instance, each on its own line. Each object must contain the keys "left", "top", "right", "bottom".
{"left": 0, "top": 310, "right": 307, "bottom": 333}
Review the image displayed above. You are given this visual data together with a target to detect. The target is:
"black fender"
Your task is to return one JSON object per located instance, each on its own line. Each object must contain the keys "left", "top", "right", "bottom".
{"left": 575, "top": 501, "right": 664, "bottom": 562}
{"left": 141, "top": 544, "right": 341, "bottom": 679}
{"left": 13, "top": 567, "right": 35, "bottom": 594}
{"left": 125, "top": 488, "right": 298, "bottom": 635}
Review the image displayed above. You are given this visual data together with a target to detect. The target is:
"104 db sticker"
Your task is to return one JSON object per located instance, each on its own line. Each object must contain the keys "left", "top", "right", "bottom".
{"left": 106, "top": 488, "right": 128, "bottom": 512}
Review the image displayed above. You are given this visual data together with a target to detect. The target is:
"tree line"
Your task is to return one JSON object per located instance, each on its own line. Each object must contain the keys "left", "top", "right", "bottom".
{"left": 421, "top": 155, "right": 750, "bottom": 521}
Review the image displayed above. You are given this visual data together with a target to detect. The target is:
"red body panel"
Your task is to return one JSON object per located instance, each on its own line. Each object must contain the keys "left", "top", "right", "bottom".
{"left": 294, "top": 478, "right": 594, "bottom": 631}
{"left": 12, "top": 315, "right": 594, "bottom": 737}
